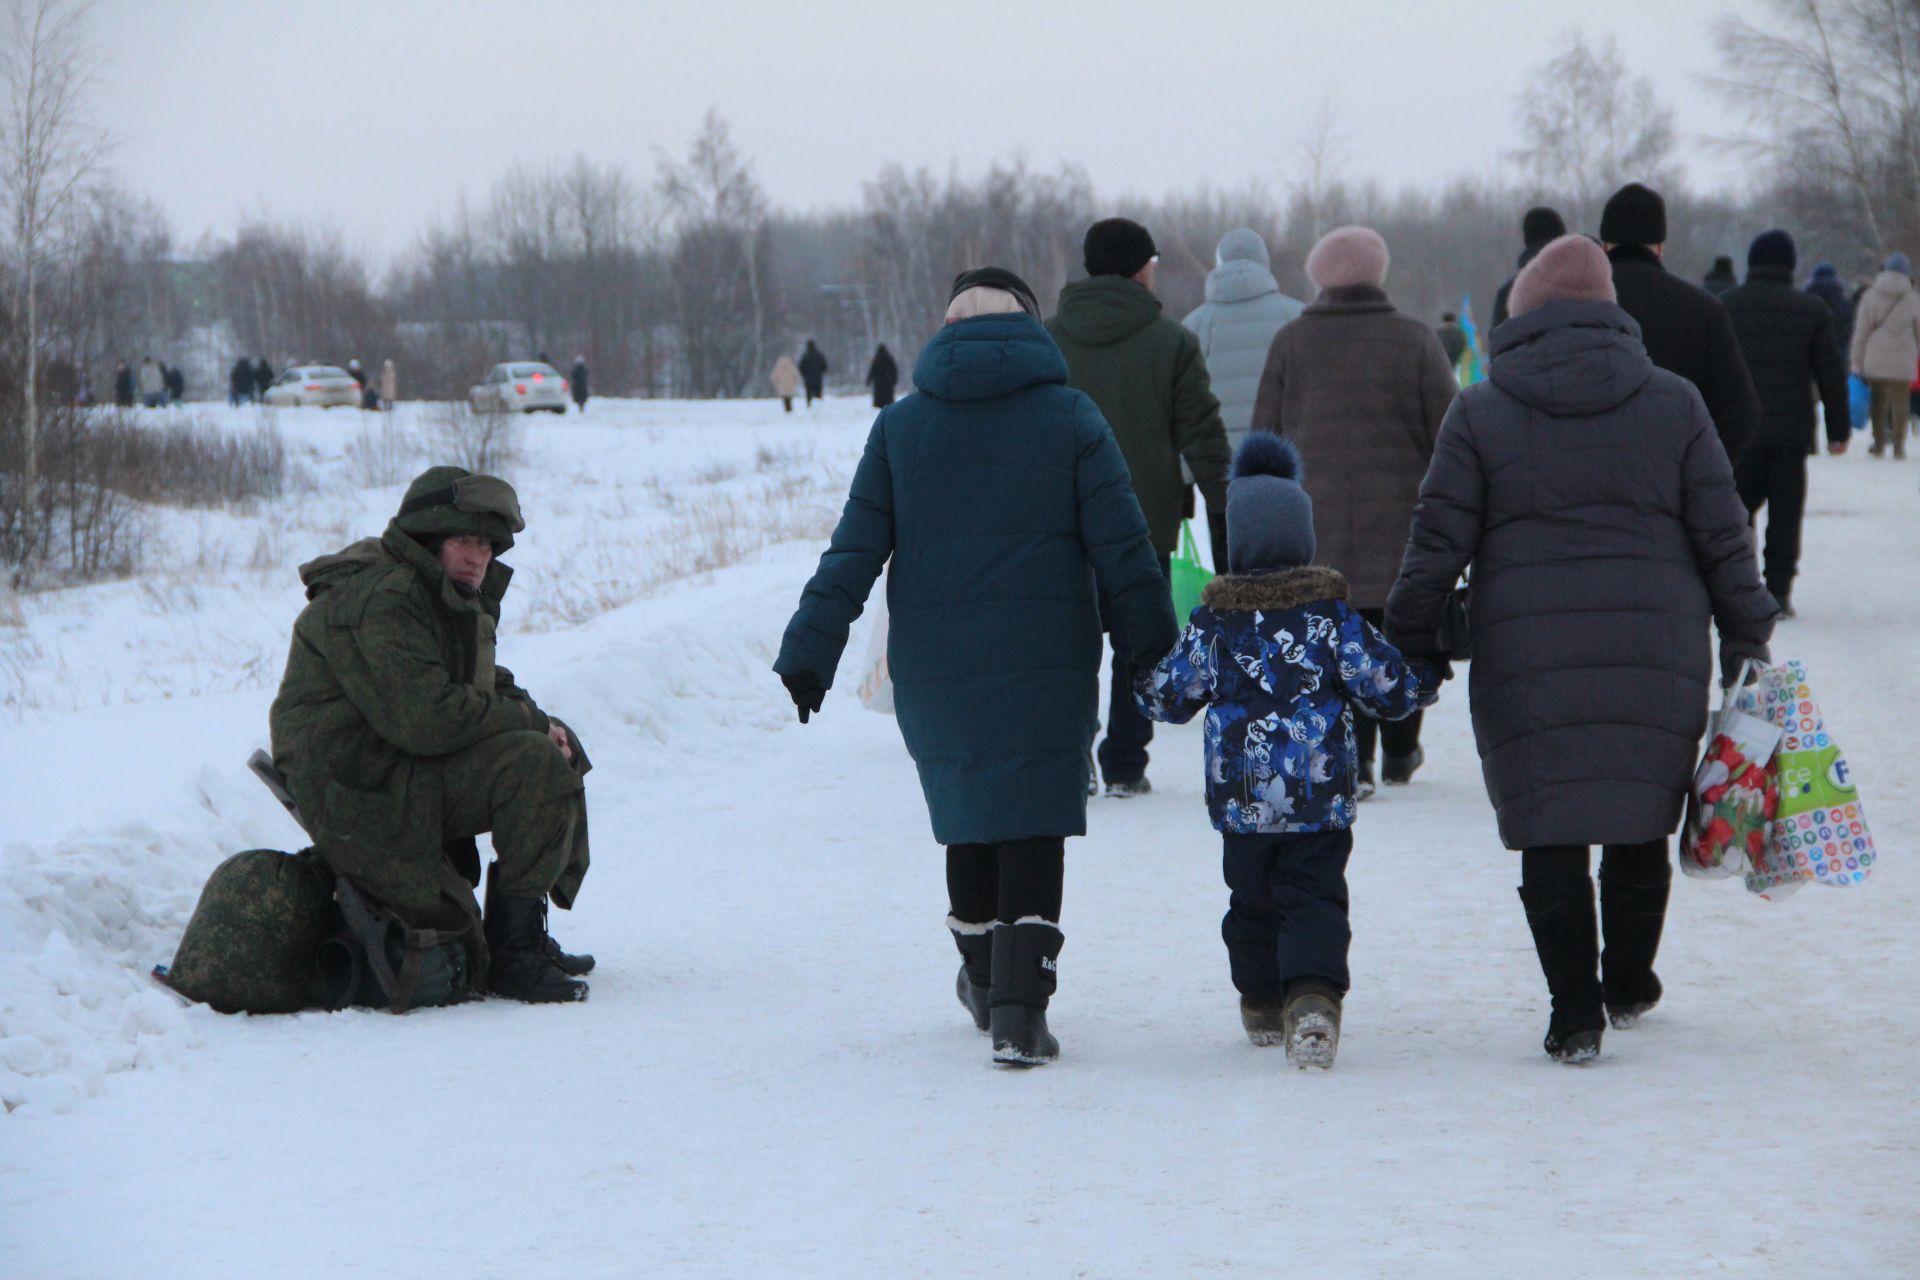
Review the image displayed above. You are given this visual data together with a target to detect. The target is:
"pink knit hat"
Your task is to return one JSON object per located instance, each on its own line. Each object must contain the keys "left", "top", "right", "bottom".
{"left": 1509, "top": 234, "right": 1617, "bottom": 317}
{"left": 1305, "top": 226, "right": 1389, "bottom": 290}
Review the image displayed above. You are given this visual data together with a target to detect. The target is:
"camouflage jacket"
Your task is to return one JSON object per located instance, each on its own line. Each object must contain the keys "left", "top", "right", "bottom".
{"left": 269, "top": 524, "right": 571, "bottom": 916}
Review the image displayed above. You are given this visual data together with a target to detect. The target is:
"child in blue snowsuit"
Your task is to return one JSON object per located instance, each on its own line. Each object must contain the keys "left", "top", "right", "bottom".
{"left": 1134, "top": 435, "right": 1440, "bottom": 1065}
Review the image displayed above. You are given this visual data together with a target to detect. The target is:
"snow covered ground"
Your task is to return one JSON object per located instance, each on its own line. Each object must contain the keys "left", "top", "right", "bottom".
{"left": 2, "top": 398, "right": 1915, "bottom": 1278}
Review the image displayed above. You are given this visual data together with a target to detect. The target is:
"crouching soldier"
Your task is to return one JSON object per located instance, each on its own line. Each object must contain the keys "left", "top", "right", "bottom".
{"left": 269, "top": 465, "right": 594, "bottom": 1004}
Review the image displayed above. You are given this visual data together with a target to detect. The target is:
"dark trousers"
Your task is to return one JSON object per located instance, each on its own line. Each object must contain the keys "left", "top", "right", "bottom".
{"left": 804, "top": 381, "right": 823, "bottom": 407}
{"left": 946, "top": 838, "right": 1065, "bottom": 925}
{"left": 1098, "top": 553, "right": 1172, "bottom": 784}
{"left": 1735, "top": 443, "right": 1809, "bottom": 600}
{"left": 1521, "top": 840, "right": 1667, "bottom": 890}
{"left": 1352, "top": 607, "right": 1423, "bottom": 768}
{"left": 1220, "top": 829, "right": 1353, "bottom": 999}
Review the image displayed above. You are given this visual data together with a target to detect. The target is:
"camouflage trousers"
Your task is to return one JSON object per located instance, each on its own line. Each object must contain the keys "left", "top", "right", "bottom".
{"left": 441, "top": 730, "right": 591, "bottom": 907}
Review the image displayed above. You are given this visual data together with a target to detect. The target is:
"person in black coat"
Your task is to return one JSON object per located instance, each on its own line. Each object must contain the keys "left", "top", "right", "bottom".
{"left": 1721, "top": 231, "right": 1852, "bottom": 616}
{"left": 1491, "top": 206, "right": 1566, "bottom": 329}
{"left": 569, "top": 356, "right": 589, "bottom": 412}
{"left": 253, "top": 358, "right": 274, "bottom": 399}
{"left": 797, "top": 340, "right": 828, "bottom": 407}
{"left": 163, "top": 363, "right": 185, "bottom": 405}
{"left": 864, "top": 344, "right": 898, "bottom": 408}
{"left": 1599, "top": 183, "right": 1761, "bottom": 465}
{"left": 229, "top": 357, "right": 254, "bottom": 406}
{"left": 1804, "top": 262, "right": 1856, "bottom": 355}
{"left": 1702, "top": 256, "right": 1738, "bottom": 296}
{"left": 1386, "top": 236, "right": 1776, "bottom": 1063}
{"left": 112, "top": 360, "right": 134, "bottom": 408}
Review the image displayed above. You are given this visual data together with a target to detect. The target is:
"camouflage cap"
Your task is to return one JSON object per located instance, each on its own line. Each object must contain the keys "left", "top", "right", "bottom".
{"left": 394, "top": 465, "right": 525, "bottom": 551}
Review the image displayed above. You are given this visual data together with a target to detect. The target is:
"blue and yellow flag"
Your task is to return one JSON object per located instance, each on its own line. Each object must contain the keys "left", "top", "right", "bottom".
{"left": 1457, "top": 293, "right": 1486, "bottom": 387}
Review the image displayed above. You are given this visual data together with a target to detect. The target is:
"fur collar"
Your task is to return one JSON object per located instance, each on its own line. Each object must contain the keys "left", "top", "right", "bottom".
{"left": 1201, "top": 566, "right": 1348, "bottom": 613}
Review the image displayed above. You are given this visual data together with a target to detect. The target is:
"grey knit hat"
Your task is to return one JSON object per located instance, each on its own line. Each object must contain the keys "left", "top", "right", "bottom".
{"left": 1225, "top": 435, "right": 1315, "bottom": 573}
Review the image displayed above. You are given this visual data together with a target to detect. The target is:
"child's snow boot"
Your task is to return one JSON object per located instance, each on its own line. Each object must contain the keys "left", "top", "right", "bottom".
{"left": 948, "top": 918, "right": 992, "bottom": 1033}
{"left": 1381, "top": 747, "right": 1425, "bottom": 785}
{"left": 989, "top": 920, "right": 1062, "bottom": 1067}
{"left": 1281, "top": 980, "right": 1342, "bottom": 1069}
{"left": 1518, "top": 881, "right": 1605, "bottom": 1063}
{"left": 1241, "top": 996, "right": 1288, "bottom": 1047}
{"left": 485, "top": 895, "right": 589, "bottom": 1004}
{"left": 1600, "top": 864, "right": 1670, "bottom": 1029}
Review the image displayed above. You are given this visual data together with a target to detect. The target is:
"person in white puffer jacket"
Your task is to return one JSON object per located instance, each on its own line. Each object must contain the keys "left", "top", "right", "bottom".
{"left": 1183, "top": 228, "right": 1305, "bottom": 455}
{"left": 1850, "top": 252, "right": 1920, "bottom": 458}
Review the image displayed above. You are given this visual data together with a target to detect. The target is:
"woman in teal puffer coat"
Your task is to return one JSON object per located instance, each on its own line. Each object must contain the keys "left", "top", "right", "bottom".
{"left": 774, "top": 267, "right": 1176, "bottom": 1068}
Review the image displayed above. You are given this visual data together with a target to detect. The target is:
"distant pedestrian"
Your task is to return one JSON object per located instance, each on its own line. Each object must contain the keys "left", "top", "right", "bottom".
{"left": 1436, "top": 311, "right": 1467, "bottom": 370}
{"left": 1250, "top": 225, "right": 1455, "bottom": 797}
{"left": 1804, "top": 261, "right": 1856, "bottom": 355}
{"left": 113, "top": 360, "right": 134, "bottom": 408}
{"left": 229, "top": 357, "right": 254, "bottom": 407}
{"left": 1850, "top": 252, "right": 1920, "bottom": 459}
{"left": 1386, "top": 235, "right": 1776, "bottom": 1065}
{"left": 379, "top": 358, "right": 397, "bottom": 411}
{"left": 254, "top": 358, "right": 274, "bottom": 400}
{"left": 798, "top": 341, "right": 828, "bottom": 407}
{"left": 865, "top": 344, "right": 898, "bottom": 408}
{"left": 1492, "top": 206, "right": 1566, "bottom": 329}
{"left": 1702, "top": 255, "right": 1738, "bottom": 296}
{"left": 569, "top": 355, "right": 589, "bottom": 413}
{"left": 346, "top": 358, "right": 366, "bottom": 389}
{"left": 164, "top": 362, "right": 185, "bottom": 406}
{"left": 770, "top": 355, "right": 800, "bottom": 412}
{"left": 1182, "top": 228, "right": 1305, "bottom": 455}
{"left": 1721, "top": 230, "right": 1851, "bottom": 617}
{"left": 1600, "top": 182, "right": 1760, "bottom": 464}
{"left": 138, "top": 357, "right": 165, "bottom": 408}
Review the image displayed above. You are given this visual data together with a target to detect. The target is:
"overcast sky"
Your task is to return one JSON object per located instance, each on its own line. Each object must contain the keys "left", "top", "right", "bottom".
{"left": 89, "top": 0, "right": 1753, "bottom": 262}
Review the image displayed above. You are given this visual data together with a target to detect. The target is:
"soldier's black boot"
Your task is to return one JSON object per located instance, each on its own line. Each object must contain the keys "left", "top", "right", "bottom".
{"left": 1600, "top": 863, "right": 1670, "bottom": 1029}
{"left": 1518, "top": 881, "right": 1605, "bottom": 1063}
{"left": 485, "top": 895, "right": 589, "bottom": 1004}
{"left": 949, "top": 920, "right": 992, "bottom": 1033}
{"left": 989, "top": 920, "right": 1062, "bottom": 1067}
{"left": 487, "top": 868, "right": 593, "bottom": 976}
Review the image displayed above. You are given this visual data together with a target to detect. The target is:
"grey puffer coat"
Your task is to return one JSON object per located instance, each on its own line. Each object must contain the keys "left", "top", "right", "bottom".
{"left": 1183, "top": 229, "right": 1305, "bottom": 452}
{"left": 1384, "top": 300, "right": 1776, "bottom": 851}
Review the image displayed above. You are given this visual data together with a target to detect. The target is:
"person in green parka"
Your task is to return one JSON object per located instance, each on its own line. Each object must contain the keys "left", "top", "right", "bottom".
{"left": 774, "top": 267, "right": 1177, "bottom": 1068}
{"left": 1046, "top": 218, "right": 1233, "bottom": 797}
{"left": 269, "top": 466, "right": 595, "bottom": 1004}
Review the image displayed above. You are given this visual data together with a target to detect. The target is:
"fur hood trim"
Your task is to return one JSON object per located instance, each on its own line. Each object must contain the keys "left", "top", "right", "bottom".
{"left": 1200, "top": 567, "right": 1348, "bottom": 613}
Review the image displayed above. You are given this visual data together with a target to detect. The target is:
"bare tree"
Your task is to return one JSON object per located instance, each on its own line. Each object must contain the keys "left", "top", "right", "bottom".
{"left": 1, "top": 0, "right": 109, "bottom": 502}
{"left": 657, "top": 110, "right": 770, "bottom": 396}
{"left": 1512, "top": 30, "right": 1678, "bottom": 216}
{"left": 1285, "top": 93, "right": 1351, "bottom": 245}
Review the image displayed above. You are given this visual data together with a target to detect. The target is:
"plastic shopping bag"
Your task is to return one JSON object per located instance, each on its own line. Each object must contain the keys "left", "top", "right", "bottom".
{"left": 1848, "top": 374, "right": 1871, "bottom": 431}
{"left": 1732, "top": 660, "right": 1876, "bottom": 899}
{"left": 1680, "top": 670, "right": 1782, "bottom": 880}
{"left": 1169, "top": 519, "right": 1214, "bottom": 622}
{"left": 855, "top": 566, "right": 894, "bottom": 715}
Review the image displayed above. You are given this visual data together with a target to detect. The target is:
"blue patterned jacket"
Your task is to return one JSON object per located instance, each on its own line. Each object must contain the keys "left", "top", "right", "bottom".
{"left": 1134, "top": 567, "right": 1440, "bottom": 834}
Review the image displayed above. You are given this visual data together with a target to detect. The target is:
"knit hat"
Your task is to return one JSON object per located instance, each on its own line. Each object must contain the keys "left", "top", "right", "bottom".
{"left": 1748, "top": 230, "right": 1796, "bottom": 270}
{"left": 1521, "top": 206, "right": 1567, "bottom": 249}
{"left": 394, "top": 465, "right": 524, "bottom": 552}
{"left": 1083, "top": 218, "right": 1157, "bottom": 278}
{"left": 947, "top": 266, "right": 1040, "bottom": 318}
{"left": 1887, "top": 252, "right": 1913, "bottom": 276}
{"left": 1214, "top": 227, "right": 1271, "bottom": 268}
{"left": 1509, "top": 234, "right": 1618, "bottom": 317}
{"left": 1711, "top": 255, "right": 1735, "bottom": 276}
{"left": 1225, "top": 435, "right": 1315, "bottom": 573}
{"left": 1599, "top": 182, "right": 1667, "bottom": 246}
{"left": 1305, "top": 225, "right": 1389, "bottom": 290}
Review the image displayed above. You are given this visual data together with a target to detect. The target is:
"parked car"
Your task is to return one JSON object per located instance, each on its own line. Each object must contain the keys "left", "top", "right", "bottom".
{"left": 262, "top": 365, "right": 361, "bottom": 409}
{"left": 469, "top": 362, "right": 569, "bottom": 414}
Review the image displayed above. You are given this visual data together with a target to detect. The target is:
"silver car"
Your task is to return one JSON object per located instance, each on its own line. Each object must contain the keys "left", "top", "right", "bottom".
{"left": 262, "top": 365, "right": 361, "bottom": 409}
{"left": 469, "top": 362, "right": 569, "bottom": 414}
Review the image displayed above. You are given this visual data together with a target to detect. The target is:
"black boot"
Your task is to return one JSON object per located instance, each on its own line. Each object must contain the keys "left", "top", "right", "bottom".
{"left": 1381, "top": 747, "right": 1425, "bottom": 785}
{"left": 488, "top": 869, "right": 593, "bottom": 976}
{"left": 485, "top": 895, "right": 589, "bottom": 1004}
{"left": 989, "top": 921, "right": 1062, "bottom": 1067}
{"left": 1517, "top": 881, "right": 1605, "bottom": 1063}
{"left": 1600, "top": 864, "right": 1670, "bottom": 1029}
{"left": 949, "top": 921, "right": 992, "bottom": 1033}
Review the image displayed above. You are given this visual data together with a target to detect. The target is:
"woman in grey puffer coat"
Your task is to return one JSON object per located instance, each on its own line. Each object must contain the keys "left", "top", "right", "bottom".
{"left": 1183, "top": 228, "right": 1304, "bottom": 453}
{"left": 1385, "top": 236, "right": 1777, "bottom": 1064}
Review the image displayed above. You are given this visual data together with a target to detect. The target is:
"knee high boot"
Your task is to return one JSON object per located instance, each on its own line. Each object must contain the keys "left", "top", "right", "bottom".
{"left": 1600, "top": 864, "right": 1670, "bottom": 1028}
{"left": 1516, "top": 881, "right": 1605, "bottom": 1063}
{"left": 989, "top": 920, "right": 1062, "bottom": 1067}
{"left": 948, "top": 918, "right": 992, "bottom": 1033}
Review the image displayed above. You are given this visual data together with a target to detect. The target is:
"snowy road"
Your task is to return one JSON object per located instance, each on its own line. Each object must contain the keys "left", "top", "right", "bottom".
{"left": 2, "top": 402, "right": 1915, "bottom": 1277}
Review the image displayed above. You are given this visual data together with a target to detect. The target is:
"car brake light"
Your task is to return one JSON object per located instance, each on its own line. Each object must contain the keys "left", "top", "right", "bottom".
{"left": 531, "top": 372, "right": 544, "bottom": 382}
{"left": 305, "top": 384, "right": 321, "bottom": 391}
{"left": 514, "top": 383, "right": 527, "bottom": 394}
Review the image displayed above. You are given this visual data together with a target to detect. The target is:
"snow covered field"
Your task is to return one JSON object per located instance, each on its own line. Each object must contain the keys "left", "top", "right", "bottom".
{"left": 2, "top": 398, "right": 1915, "bottom": 1278}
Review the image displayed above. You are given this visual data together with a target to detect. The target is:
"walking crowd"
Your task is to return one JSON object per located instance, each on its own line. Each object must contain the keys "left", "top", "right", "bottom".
{"left": 772, "top": 180, "right": 1907, "bottom": 1071}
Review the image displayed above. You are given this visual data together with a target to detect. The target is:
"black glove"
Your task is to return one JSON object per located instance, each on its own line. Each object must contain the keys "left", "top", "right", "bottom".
{"left": 781, "top": 671, "right": 826, "bottom": 724}
{"left": 1719, "top": 639, "right": 1769, "bottom": 689}
{"left": 1207, "top": 512, "right": 1230, "bottom": 576}
{"left": 1412, "top": 654, "right": 1455, "bottom": 683}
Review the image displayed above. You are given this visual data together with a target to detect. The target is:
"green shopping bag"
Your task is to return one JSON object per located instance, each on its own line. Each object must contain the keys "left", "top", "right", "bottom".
{"left": 1169, "top": 519, "right": 1214, "bottom": 622}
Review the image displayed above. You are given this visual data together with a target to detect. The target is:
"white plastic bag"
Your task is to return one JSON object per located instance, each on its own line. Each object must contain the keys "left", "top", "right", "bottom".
{"left": 855, "top": 565, "right": 894, "bottom": 715}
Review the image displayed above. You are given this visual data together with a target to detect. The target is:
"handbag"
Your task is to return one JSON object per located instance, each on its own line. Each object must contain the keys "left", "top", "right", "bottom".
{"left": 1168, "top": 519, "right": 1214, "bottom": 623}
{"left": 1436, "top": 573, "right": 1472, "bottom": 661}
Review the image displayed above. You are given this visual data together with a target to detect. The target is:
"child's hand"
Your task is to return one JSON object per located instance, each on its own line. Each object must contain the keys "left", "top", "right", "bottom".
{"left": 1412, "top": 655, "right": 1454, "bottom": 684}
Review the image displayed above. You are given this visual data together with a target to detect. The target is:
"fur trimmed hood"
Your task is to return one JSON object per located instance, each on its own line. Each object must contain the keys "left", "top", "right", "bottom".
{"left": 1200, "top": 566, "right": 1348, "bottom": 613}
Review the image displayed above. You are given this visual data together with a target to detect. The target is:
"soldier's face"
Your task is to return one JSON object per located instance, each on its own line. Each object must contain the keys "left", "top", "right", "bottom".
{"left": 438, "top": 535, "right": 493, "bottom": 590}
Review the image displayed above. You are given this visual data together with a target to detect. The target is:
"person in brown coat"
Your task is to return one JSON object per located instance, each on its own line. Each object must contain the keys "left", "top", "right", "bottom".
{"left": 1249, "top": 226, "right": 1457, "bottom": 794}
